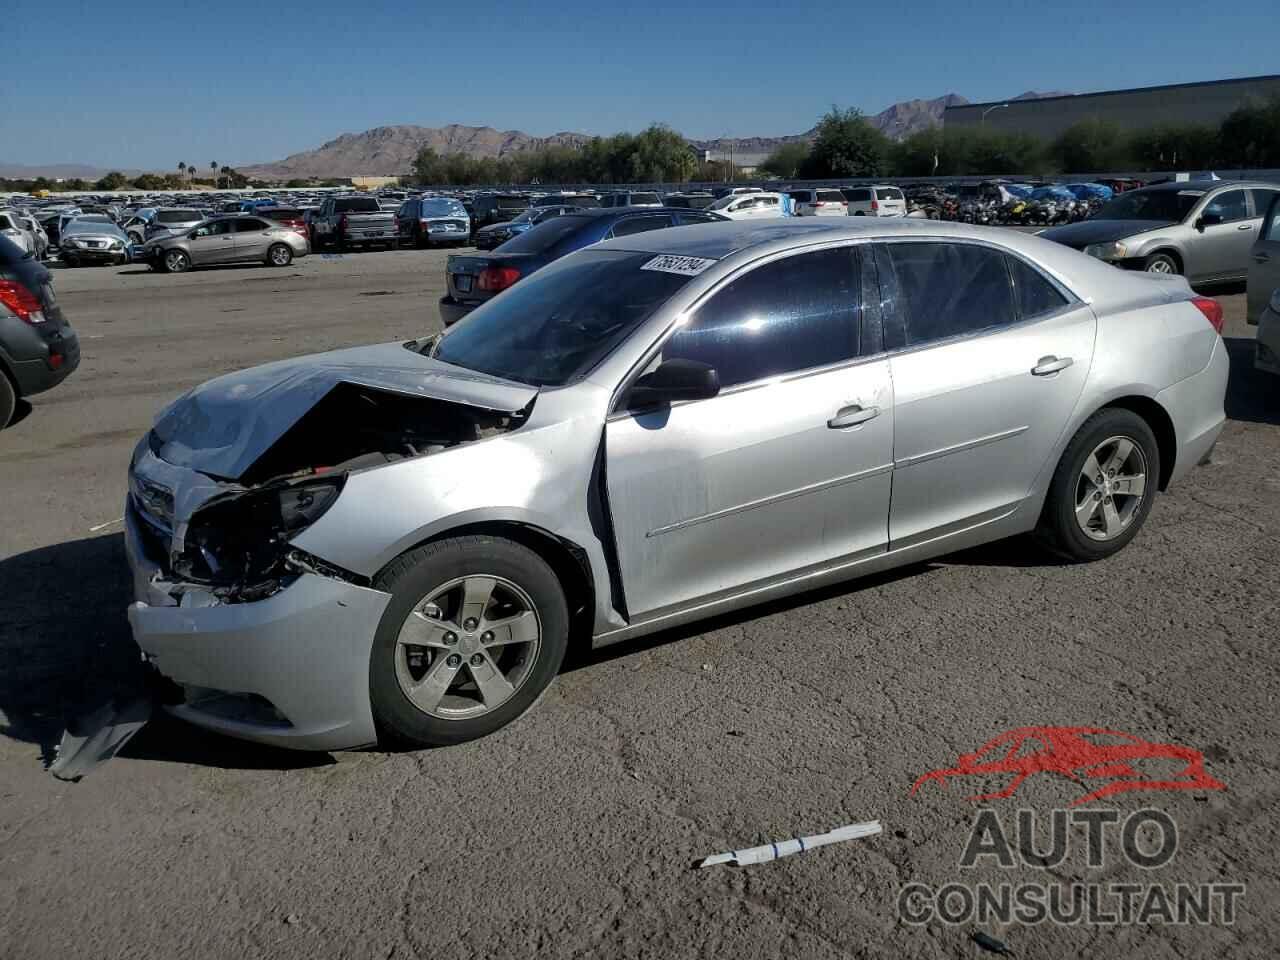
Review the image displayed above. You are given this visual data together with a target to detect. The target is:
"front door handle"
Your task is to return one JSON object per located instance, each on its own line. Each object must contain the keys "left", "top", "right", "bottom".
{"left": 1031, "top": 355, "right": 1074, "bottom": 376}
{"left": 1253, "top": 252, "right": 1271, "bottom": 262}
{"left": 1237, "top": 223, "right": 1254, "bottom": 231}
{"left": 828, "top": 404, "right": 880, "bottom": 429}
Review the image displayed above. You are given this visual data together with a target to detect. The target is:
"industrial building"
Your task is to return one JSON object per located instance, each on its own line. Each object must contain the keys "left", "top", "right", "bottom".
{"left": 944, "top": 74, "right": 1280, "bottom": 139}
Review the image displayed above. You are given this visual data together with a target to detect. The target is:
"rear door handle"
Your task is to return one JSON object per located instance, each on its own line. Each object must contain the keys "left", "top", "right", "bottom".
{"left": 1032, "top": 355, "right": 1074, "bottom": 376}
{"left": 1254, "top": 252, "right": 1271, "bottom": 262}
{"left": 828, "top": 404, "right": 880, "bottom": 429}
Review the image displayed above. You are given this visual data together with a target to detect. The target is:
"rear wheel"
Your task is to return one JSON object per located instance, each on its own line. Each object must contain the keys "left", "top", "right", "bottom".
{"left": 267, "top": 243, "right": 292, "bottom": 267}
{"left": 1036, "top": 408, "right": 1160, "bottom": 561}
{"left": 0, "top": 371, "right": 15, "bottom": 431}
{"left": 369, "top": 536, "right": 569, "bottom": 747}
{"left": 1142, "top": 252, "right": 1179, "bottom": 275}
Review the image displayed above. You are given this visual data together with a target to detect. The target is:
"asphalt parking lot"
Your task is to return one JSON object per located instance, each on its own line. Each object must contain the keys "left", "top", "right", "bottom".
{"left": 2, "top": 248, "right": 1278, "bottom": 959}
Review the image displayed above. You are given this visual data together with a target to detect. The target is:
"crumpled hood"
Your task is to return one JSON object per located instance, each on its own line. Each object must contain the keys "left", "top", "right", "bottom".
{"left": 151, "top": 341, "right": 538, "bottom": 480}
{"left": 1040, "top": 219, "right": 1173, "bottom": 249}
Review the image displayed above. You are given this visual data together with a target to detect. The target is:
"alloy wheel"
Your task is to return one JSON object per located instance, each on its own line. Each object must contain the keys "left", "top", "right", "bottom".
{"left": 394, "top": 575, "right": 542, "bottom": 720}
{"left": 1074, "top": 436, "right": 1148, "bottom": 541}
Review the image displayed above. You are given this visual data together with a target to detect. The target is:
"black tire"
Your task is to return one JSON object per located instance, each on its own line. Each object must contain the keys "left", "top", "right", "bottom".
{"left": 369, "top": 536, "right": 569, "bottom": 748}
{"left": 0, "top": 370, "right": 16, "bottom": 431}
{"left": 1142, "top": 252, "right": 1179, "bottom": 275}
{"left": 267, "top": 243, "right": 292, "bottom": 267}
{"left": 1035, "top": 408, "right": 1161, "bottom": 562}
{"left": 162, "top": 249, "right": 190, "bottom": 273}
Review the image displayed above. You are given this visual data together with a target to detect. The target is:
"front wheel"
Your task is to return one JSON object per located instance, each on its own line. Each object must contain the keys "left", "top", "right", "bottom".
{"left": 267, "top": 243, "right": 292, "bottom": 267}
{"left": 1036, "top": 408, "right": 1160, "bottom": 562}
{"left": 369, "top": 536, "right": 569, "bottom": 747}
{"left": 1143, "top": 252, "right": 1179, "bottom": 275}
{"left": 162, "top": 249, "right": 190, "bottom": 273}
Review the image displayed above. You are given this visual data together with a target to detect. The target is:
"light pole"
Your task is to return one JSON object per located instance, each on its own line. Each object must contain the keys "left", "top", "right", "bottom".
{"left": 981, "top": 103, "right": 1010, "bottom": 127}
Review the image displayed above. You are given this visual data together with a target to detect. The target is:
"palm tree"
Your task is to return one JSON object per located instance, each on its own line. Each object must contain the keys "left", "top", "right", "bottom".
{"left": 178, "top": 161, "right": 186, "bottom": 179}
{"left": 210, "top": 161, "right": 218, "bottom": 182}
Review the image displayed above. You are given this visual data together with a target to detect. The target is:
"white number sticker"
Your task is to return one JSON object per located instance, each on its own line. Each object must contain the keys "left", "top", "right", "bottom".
{"left": 640, "top": 254, "right": 716, "bottom": 277}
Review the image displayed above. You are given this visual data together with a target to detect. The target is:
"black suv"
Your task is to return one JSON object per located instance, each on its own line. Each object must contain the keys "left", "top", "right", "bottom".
{"left": 0, "top": 236, "right": 79, "bottom": 428}
{"left": 470, "top": 194, "right": 531, "bottom": 234}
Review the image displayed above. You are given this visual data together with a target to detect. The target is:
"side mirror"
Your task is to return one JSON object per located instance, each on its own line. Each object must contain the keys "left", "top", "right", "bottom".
{"left": 1196, "top": 211, "right": 1222, "bottom": 230}
{"left": 628, "top": 359, "right": 720, "bottom": 409}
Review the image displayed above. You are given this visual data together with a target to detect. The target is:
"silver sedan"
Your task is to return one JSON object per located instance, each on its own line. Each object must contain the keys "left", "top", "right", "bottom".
{"left": 142, "top": 215, "right": 308, "bottom": 273}
{"left": 124, "top": 219, "right": 1228, "bottom": 750}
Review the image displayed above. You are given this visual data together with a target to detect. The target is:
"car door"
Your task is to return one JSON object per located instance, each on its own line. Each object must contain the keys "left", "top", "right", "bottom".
{"left": 877, "top": 240, "right": 1094, "bottom": 548}
{"left": 605, "top": 245, "right": 894, "bottom": 619}
{"left": 186, "top": 219, "right": 236, "bottom": 264}
{"left": 1247, "top": 192, "right": 1280, "bottom": 325}
{"left": 1192, "top": 188, "right": 1254, "bottom": 280}
{"left": 232, "top": 217, "right": 272, "bottom": 261}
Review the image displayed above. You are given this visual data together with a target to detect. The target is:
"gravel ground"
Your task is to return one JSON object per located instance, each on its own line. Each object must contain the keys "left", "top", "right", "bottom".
{"left": 1, "top": 247, "right": 1277, "bottom": 959}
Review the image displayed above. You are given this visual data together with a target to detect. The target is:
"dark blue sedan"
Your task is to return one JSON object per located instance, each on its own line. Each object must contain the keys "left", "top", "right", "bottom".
{"left": 438, "top": 207, "right": 725, "bottom": 326}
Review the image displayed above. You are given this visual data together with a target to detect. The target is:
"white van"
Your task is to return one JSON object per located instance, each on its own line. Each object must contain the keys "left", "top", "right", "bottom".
{"left": 787, "top": 188, "right": 847, "bottom": 217}
{"left": 843, "top": 185, "right": 907, "bottom": 217}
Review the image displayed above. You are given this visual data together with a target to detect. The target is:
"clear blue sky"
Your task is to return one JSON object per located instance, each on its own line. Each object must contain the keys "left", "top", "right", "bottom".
{"left": 7, "top": 0, "right": 1277, "bottom": 170}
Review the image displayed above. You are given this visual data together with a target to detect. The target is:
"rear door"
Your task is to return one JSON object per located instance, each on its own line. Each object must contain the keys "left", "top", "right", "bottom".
{"left": 877, "top": 240, "right": 1094, "bottom": 548}
{"left": 876, "top": 187, "right": 906, "bottom": 217}
{"left": 232, "top": 217, "right": 273, "bottom": 261}
{"left": 1248, "top": 192, "right": 1280, "bottom": 325}
{"left": 605, "top": 244, "right": 893, "bottom": 618}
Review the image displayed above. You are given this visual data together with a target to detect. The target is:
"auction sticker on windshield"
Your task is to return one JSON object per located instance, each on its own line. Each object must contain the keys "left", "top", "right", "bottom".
{"left": 640, "top": 255, "right": 716, "bottom": 276}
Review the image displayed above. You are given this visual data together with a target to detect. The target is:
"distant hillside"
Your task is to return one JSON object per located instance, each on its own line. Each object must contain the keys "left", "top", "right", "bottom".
{"left": 233, "top": 89, "right": 1075, "bottom": 180}
{"left": 0, "top": 162, "right": 141, "bottom": 180}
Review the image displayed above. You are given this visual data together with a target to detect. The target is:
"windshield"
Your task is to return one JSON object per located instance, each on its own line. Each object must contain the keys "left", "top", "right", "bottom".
{"left": 1092, "top": 189, "right": 1202, "bottom": 223}
{"left": 421, "top": 198, "right": 465, "bottom": 217}
{"left": 432, "top": 250, "right": 693, "bottom": 386}
{"left": 628, "top": 192, "right": 661, "bottom": 205}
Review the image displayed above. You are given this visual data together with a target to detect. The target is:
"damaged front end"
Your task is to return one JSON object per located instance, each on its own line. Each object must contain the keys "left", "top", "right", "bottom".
{"left": 129, "top": 346, "right": 536, "bottom": 606}
{"left": 123, "top": 343, "right": 539, "bottom": 749}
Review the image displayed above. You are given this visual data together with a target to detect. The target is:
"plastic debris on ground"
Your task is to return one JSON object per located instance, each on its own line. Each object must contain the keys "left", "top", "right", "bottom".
{"left": 48, "top": 697, "right": 152, "bottom": 782}
{"left": 695, "top": 820, "right": 882, "bottom": 868}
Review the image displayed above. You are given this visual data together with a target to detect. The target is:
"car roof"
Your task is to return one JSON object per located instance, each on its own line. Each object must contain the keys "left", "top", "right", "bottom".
{"left": 1134, "top": 179, "right": 1274, "bottom": 193}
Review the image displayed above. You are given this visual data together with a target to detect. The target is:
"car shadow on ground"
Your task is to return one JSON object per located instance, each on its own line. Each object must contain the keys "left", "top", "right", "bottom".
{"left": 0, "top": 533, "right": 332, "bottom": 772}
{"left": 1224, "top": 336, "right": 1279, "bottom": 426}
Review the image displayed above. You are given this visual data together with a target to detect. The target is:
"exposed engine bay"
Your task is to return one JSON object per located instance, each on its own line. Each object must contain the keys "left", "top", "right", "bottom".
{"left": 131, "top": 383, "right": 529, "bottom": 604}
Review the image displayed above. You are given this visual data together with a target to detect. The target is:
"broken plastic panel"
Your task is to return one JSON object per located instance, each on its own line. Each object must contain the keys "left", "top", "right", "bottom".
{"left": 696, "top": 820, "right": 882, "bottom": 868}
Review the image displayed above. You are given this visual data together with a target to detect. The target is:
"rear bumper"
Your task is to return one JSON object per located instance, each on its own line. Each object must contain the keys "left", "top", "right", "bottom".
{"left": 1157, "top": 335, "right": 1229, "bottom": 485}
{"left": 0, "top": 316, "right": 80, "bottom": 397}
{"left": 438, "top": 294, "right": 477, "bottom": 327}
{"left": 124, "top": 507, "right": 390, "bottom": 751}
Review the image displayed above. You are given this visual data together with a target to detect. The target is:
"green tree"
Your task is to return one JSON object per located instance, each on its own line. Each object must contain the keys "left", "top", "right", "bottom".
{"left": 95, "top": 171, "right": 130, "bottom": 190}
{"left": 1046, "top": 119, "right": 1128, "bottom": 174}
{"left": 1218, "top": 96, "right": 1280, "bottom": 169}
{"left": 759, "top": 142, "right": 810, "bottom": 179}
{"left": 1128, "top": 124, "right": 1220, "bottom": 171}
{"left": 801, "top": 107, "right": 890, "bottom": 178}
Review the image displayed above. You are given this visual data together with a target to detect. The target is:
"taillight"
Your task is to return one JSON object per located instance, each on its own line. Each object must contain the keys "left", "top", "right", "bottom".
{"left": 871, "top": 199, "right": 878, "bottom": 211}
{"left": 1191, "top": 296, "right": 1224, "bottom": 334}
{"left": 0, "top": 279, "right": 44, "bottom": 324}
{"left": 476, "top": 266, "right": 521, "bottom": 292}
{"left": 339, "top": 214, "right": 348, "bottom": 230}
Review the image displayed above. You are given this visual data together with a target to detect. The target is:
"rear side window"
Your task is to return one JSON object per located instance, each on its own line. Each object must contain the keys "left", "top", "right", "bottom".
{"left": 791, "top": 191, "right": 812, "bottom": 203}
{"left": 334, "top": 198, "right": 381, "bottom": 213}
{"left": 816, "top": 190, "right": 845, "bottom": 203}
{"left": 609, "top": 215, "right": 674, "bottom": 238}
{"left": 157, "top": 210, "right": 196, "bottom": 223}
{"left": 885, "top": 242, "right": 1016, "bottom": 346}
{"left": 845, "top": 189, "right": 871, "bottom": 202}
{"left": 662, "top": 247, "right": 861, "bottom": 387}
{"left": 1006, "top": 255, "right": 1068, "bottom": 319}
{"left": 235, "top": 218, "right": 269, "bottom": 231}
{"left": 876, "top": 188, "right": 902, "bottom": 201}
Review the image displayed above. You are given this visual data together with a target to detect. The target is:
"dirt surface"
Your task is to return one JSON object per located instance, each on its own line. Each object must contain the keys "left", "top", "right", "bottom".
{"left": 1, "top": 248, "right": 1277, "bottom": 959}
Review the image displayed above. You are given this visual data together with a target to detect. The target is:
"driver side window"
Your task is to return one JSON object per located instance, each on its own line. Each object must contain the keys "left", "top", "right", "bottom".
{"left": 1204, "top": 190, "right": 1248, "bottom": 224}
{"left": 662, "top": 247, "right": 862, "bottom": 388}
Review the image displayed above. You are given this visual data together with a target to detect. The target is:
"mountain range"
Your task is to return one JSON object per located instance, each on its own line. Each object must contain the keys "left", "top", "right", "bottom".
{"left": 240, "top": 91, "right": 1069, "bottom": 180}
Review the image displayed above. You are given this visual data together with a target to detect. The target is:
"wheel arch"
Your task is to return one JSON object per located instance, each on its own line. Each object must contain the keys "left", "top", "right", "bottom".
{"left": 1096, "top": 395, "right": 1178, "bottom": 491}
{"left": 1142, "top": 247, "right": 1184, "bottom": 274}
{"left": 375, "top": 520, "right": 597, "bottom": 656}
